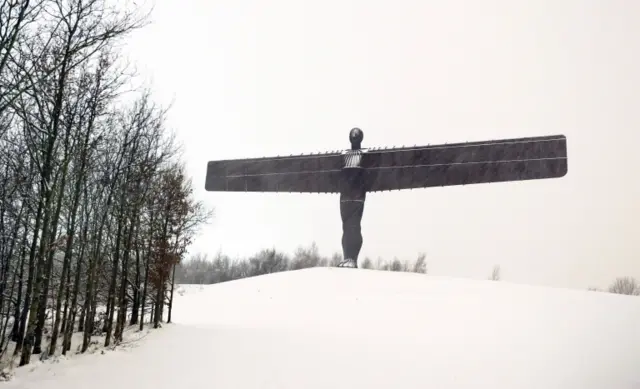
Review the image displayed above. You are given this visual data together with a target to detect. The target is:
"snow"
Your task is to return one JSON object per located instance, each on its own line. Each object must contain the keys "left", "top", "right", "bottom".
{"left": 5, "top": 267, "right": 640, "bottom": 388}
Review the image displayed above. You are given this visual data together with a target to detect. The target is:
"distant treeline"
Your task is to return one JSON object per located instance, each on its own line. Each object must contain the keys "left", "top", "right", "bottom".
{"left": 175, "top": 243, "right": 428, "bottom": 285}
{"left": 176, "top": 247, "right": 640, "bottom": 297}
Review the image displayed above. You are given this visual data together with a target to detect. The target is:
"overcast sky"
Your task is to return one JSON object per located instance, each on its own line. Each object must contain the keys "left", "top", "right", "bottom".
{"left": 122, "top": 0, "right": 639, "bottom": 290}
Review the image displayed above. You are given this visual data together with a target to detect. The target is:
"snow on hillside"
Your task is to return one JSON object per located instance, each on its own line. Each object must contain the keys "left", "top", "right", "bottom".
{"left": 5, "top": 268, "right": 640, "bottom": 389}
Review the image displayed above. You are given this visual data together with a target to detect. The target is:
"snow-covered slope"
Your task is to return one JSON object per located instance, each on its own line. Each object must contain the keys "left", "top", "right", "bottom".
{"left": 7, "top": 268, "right": 640, "bottom": 389}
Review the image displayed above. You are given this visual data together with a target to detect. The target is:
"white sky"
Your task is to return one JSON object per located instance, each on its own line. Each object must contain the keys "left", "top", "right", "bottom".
{"left": 122, "top": 0, "right": 639, "bottom": 290}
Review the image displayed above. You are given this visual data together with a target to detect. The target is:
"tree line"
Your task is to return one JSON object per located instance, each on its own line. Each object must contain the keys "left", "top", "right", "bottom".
{"left": 174, "top": 245, "right": 428, "bottom": 285}
{"left": 0, "top": 0, "right": 210, "bottom": 368}
{"left": 176, "top": 249, "right": 639, "bottom": 297}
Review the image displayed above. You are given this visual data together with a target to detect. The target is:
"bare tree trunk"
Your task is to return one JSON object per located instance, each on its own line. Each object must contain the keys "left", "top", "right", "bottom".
{"left": 0, "top": 242, "right": 21, "bottom": 356}
{"left": 104, "top": 209, "right": 126, "bottom": 347}
{"left": 14, "top": 196, "right": 43, "bottom": 356}
{"left": 139, "top": 237, "right": 151, "bottom": 331}
{"left": 11, "top": 217, "right": 29, "bottom": 342}
{"left": 129, "top": 243, "right": 141, "bottom": 326}
{"left": 59, "top": 258, "right": 72, "bottom": 342}
{"left": 81, "top": 240, "right": 101, "bottom": 351}
{"left": 35, "top": 157, "right": 71, "bottom": 354}
{"left": 153, "top": 285, "right": 161, "bottom": 328}
{"left": 48, "top": 232, "right": 71, "bottom": 355}
{"left": 0, "top": 198, "right": 24, "bottom": 331}
{"left": 167, "top": 264, "right": 177, "bottom": 324}
{"left": 65, "top": 190, "right": 90, "bottom": 352}
{"left": 115, "top": 219, "right": 135, "bottom": 342}
{"left": 105, "top": 217, "right": 124, "bottom": 347}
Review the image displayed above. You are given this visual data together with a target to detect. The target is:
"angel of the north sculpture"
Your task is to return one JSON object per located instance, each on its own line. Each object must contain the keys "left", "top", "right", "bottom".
{"left": 205, "top": 128, "right": 568, "bottom": 268}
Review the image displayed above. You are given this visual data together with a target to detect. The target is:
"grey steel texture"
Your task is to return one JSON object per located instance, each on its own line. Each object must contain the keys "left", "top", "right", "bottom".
{"left": 205, "top": 128, "right": 568, "bottom": 267}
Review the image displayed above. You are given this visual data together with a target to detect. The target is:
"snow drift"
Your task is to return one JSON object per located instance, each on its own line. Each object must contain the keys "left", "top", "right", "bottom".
{"left": 7, "top": 267, "right": 640, "bottom": 389}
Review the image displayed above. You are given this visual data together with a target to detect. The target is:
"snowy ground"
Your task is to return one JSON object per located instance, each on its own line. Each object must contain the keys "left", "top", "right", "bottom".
{"left": 4, "top": 267, "right": 640, "bottom": 388}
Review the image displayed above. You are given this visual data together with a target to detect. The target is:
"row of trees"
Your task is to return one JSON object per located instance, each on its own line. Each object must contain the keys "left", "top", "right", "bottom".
{"left": 177, "top": 251, "right": 639, "bottom": 297}
{"left": 174, "top": 245, "right": 428, "bottom": 285}
{"left": 0, "top": 0, "right": 210, "bottom": 368}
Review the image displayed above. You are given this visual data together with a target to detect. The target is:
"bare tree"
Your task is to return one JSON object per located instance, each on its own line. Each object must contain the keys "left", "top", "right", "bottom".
{"left": 608, "top": 277, "right": 640, "bottom": 296}
{"left": 360, "top": 257, "right": 373, "bottom": 269}
{"left": 290, "top": 243, "right": 321, "bottom": 270}
{"left": 329, "top": 252, "right": 342, "bottom": 267}
{"left": 488, "top": 265, "right": 501, "bottom": 281}
{"left": 413, "top": 253, "right": 427, "bottom": 274}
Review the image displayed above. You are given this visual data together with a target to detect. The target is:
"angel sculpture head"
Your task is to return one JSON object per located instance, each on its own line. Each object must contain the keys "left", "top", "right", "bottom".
{"left": 349, "top": 128, "right": 364, "bottom": 149}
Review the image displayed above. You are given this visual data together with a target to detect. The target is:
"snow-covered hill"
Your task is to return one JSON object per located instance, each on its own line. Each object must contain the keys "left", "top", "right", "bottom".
{"left": 6, "top": 268, "right": 640, "bottom": 388}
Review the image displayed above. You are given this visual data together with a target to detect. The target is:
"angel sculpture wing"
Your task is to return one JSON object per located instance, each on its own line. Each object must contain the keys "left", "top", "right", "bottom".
{"left": 205, "top": 135, "right": 568, "bottom": 193}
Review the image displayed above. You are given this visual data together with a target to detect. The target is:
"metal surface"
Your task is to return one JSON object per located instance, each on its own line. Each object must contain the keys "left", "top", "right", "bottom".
{"left": 205, "top": 129, "right": 568, "bottom": 266}
{"left": 205, "top": 134, "right": 567, "bottom": 194}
